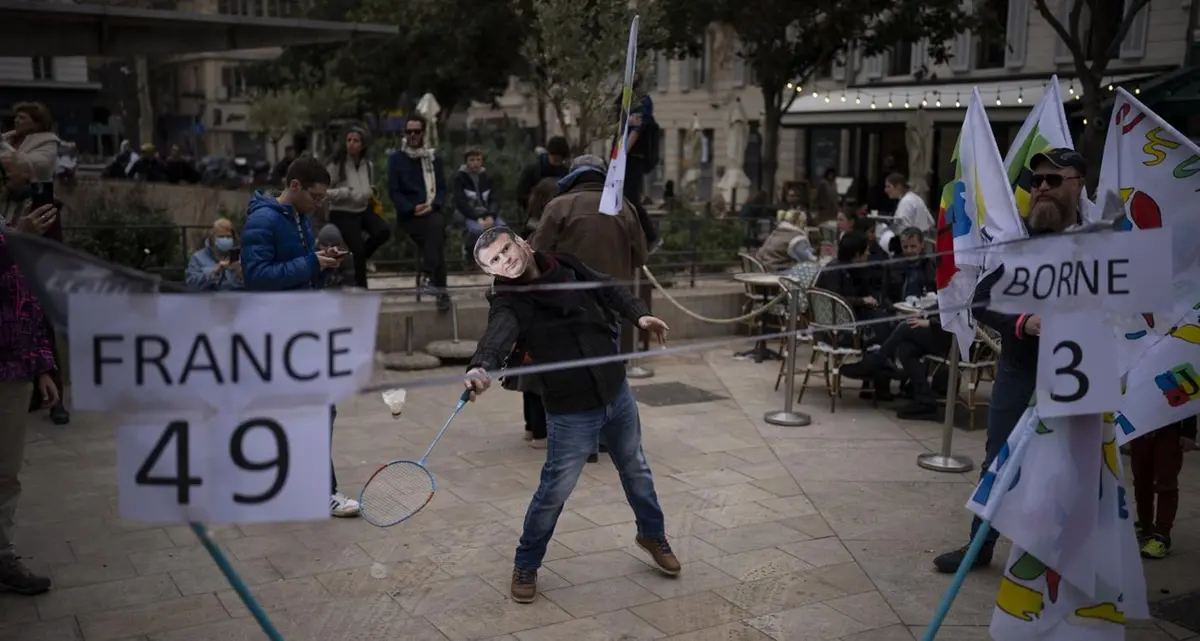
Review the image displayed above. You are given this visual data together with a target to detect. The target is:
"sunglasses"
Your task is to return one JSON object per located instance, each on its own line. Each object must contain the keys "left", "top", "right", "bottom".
{"left": 1031, "top": 173, "right": 1082, "bottom": 189}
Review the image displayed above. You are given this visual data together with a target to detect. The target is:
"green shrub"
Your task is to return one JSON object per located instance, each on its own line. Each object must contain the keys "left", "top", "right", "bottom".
{"left": 650, "top": 201, "right": 745, "bottom": 274}
{"left": 65, "top": 185, "right": 184, "bottom": 279}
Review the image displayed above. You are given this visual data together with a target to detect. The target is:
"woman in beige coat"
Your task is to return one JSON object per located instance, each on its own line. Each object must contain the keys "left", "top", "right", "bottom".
{"left": 2, "top": 103, "right": 59, "bottom": 184}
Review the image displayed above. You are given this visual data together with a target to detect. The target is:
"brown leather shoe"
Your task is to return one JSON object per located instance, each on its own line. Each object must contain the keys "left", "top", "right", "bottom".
{"left": 636, "top": 535, "right": 681, "bottom": 576}
{"left": 511, "top": 567, "right": 537, "bottom": 603}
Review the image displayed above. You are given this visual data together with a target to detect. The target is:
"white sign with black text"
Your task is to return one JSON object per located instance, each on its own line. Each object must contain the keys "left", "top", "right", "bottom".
{"left": 1036, "top": 313, "right": 1121, "bottom": 418}
{"left": 988, "top": 227, "right": 1172, "bottom": 315}
{"left": 117, "top": 406, "right": 330, "bottom": 523}
{"left": 68, "top": 292, "right": 380, "bottom": 412}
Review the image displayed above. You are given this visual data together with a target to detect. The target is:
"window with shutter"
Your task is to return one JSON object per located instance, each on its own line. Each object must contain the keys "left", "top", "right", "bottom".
{"left": 911, "top": 39, "right": 929, "bottom": 74}
{"left": 950, "top": 31, "right": 973, "bottom": 71}
{"left": 1054, "top": 0, "right": 1074, "bottom": 62}
{"left": 864, "top": 53, "right": 883, "bottom": 79}
{"left": 679, "top": 58, "right": 691, "bottom": 92}
{"left": 1005, "top": 0, "right": 1028, "bottom": 68}
{"left": 1119, "top": 0, "right": 1149, "bottom": 59}
{"left": 732, "top": 37, "right": 746, "bottom": 87}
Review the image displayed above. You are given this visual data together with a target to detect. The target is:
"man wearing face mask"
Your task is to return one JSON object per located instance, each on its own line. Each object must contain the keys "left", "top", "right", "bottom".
{"left": 932, "top": 148, "right": 1086, "bottom": 573}
{"left": 463, "top": 227, "right": 679, "bottom": 604}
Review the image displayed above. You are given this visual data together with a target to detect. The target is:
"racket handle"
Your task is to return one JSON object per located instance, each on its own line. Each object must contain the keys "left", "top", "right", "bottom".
{"left": 459, "top": 388, "right": 472, "bottom": 403}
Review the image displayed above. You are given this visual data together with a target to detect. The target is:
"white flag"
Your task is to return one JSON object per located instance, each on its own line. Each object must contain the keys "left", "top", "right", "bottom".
{"left": 599, "top": 15, "right": 639, "bottom": 216}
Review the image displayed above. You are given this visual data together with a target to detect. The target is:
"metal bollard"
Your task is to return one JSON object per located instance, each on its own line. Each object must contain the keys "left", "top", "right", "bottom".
{"left": 764, "top": 282, "right": 812, "bottom": 427}
{"left": 405, "top": 315, "right": 415, "bottom": 356}
{"left": 450, "top": 302, "right": 460, "bottom": 343}
{"left": 627, "top": 267, "right": 654, "bottom": 379}
{"left": 916, "top": 336, "right": 975, "bottom": 473}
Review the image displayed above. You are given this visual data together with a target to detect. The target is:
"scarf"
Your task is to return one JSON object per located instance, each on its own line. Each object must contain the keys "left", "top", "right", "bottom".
{"left": 403, "top": 143, "right": 437, "bottom": 205}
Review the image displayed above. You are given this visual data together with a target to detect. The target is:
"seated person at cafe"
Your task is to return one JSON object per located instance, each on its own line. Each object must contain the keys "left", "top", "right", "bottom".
{"left": 840, "top": 303, "right": 951, "bottom": 420}
{"left": 755, "top": 209, "right": 808, "bottom": 272}
{"left": 851, "top": 216, "right": 889, "bottom": 303}
{"left": 784, "top": 235, "right": 823, "bottom": 313}
{"left": 815, "top": 231, "right": 889, "bottom": 344}
{"left": 885, "top": 227, "right": 936, "bottom": 303}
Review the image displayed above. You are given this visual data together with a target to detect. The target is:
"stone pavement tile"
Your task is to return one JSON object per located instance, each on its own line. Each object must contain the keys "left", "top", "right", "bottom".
{"left": 697, "top": 521, "right": 812, "bottom": 555}
{"left": 756, "top": 415, "right": 911, "bottom": 442}
{"left": 657, "top": 453, "right": 751, "bottom": 475}
{"left": 35, "top": 573, "right": 180, "bottom": 620}
{"left": 1127, "top": 630, "right": 1189, "bottom": 641}
{"left": 574, "top": 501, "right": 638, "bottom": 526}
{"left": 422, "top": 522, "right": 522, "bottom": 552}
{"left": 0, "top": 617, "right": 82, "bottom": 641}
{"left": 805, "top": 562, "right": 876, "bottom": 595}
{"left": 671, "top": 468, "right": 756, "bottom": 489}
{"left": 904, "top": 626, "right": 986, "bottom": 640}
{"left": 689, "top": 484, "right": 779, "bottom": 507}
{"left": 706, "top": 548, "right": 813, "bottom": 582}
{"left": 425, "top": 597, "right": 573, "bottom": 641}
{"left": 514, "top": 608, "right": 666, "bottom": 641}
{"left": 170, "top": 558, "right": 282, "bottom": 596}
{"left": 695, "top": 503, "right": 784, "bottom": 529}
{"left": 780, "top": 514, "right": 837, "bottom": 539}
{"left": 233, "top": 521, "right": 318, "bottom": 538}
{"left": 12, "top": 536, "right": 75, "bottom": 567}
{"left": 130, "top": 546, "right": 222, "bottom": 575}
{"left": 146, "top": 615, "right": 307, "bottom": 641}
{"left": 629, "top": 590, "right": 750, "bottom": 636}
{"left": 660, "top": 622, "right": 772, "bottom": 641}
{"left": 846, "top": 539, "right": 996, "bottom": 627}
{"left": 315, "top": 558, "right": 448, "bottom": 596}
{"left": 77, "top": 593, "right": 230, "bottom": 641}
{"left": 824, "top": 591, "right": 902, "bottom": 629}
{"left": 291, "top": 518, "right": 398, "bottom": 551}
{"left": 265, "top": 543, "right": 375, "bottom": 579}
{"left": 50, "top": 553, "right": 138, "bottom": 588}
{"left": 433, "top": 547, "right": 508, "bottom": 576}
{"left": 839, "top": 624, "right": 916, "bottom": 640}
{"left": 778, "top": 538, "right": 855, "bottom": 568}
{"left": 542, "top": 576, "right": 660, "bottom": 618}
{"left": 0, "top": 593, "right": 39, "bottom": 624}
{"left": 224, "top": 533, "right": 305, "bottom": 561}
{"left": 544, "top": 550, "right": 653, "bottom": 585}
{"left": 659, "top": 492, "right": 718, "bottom": 514}
{"left": 216, "top": 576, "right": 330, "bottom": 617}
{"left": 427, "top": 503, "right": 513, "bottom": 529}
{"left": 800, "top": 481, "right": 972, "bottom": 542}
{"left": 163, "top": 524, "right": 243, "bottom": 547}
{"left": 627, "top": 562, "right": 740, "bottom": 600}
{"left": 276, "top": 593, "right": 428, "bottom": 639}
{"left": 391, "top": 575, "right": 507, "bottom": 616}
{"left": 779, "top": 440, "right": 968, "bottom": 484}
{"left": 67, "top": 528, "right": 175, "bottom": 559}
{"left": 713, "top": 570, "right": 847, "bottom": 616}
{"left": 357, "top": 532, "right": 443, "bottom": 563}
{"left": 555, "top": 524, "right": 636, "bottom": 555}
{"left": 750, "top": 476, "right": 803, "bottom": 497}
{"left": 665, "top": 512, "right": 725, "bottom": 538}
{"left": 1155, "top": 619, "right": 1200, "bottom": 640}
{"left": 757, "top": 495, "right": 819, "bottom": 518}
{"left": 746, "top": 602, "right": 874, "bottom": 641}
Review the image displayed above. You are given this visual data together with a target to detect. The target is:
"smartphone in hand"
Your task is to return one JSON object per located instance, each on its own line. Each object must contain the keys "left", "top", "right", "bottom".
{"left": 30, "top": 182, "right": 54, "bottom": 209}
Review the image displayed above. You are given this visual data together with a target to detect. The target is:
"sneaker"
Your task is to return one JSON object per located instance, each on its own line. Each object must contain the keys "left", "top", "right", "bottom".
{"left": 932, "top": 543, "right": 994, "bottom": 574}
{"left": 0, "top": 557, "right": 51, "bottom": 595}
{"left": 330, "top": 492, "right": 360, "bottom": 518}
{"left": 1141, "top": 534, "right": 1171, "bottom": 559}
{"left": 636, "top": 535, "right": 681, "bottom": 576}
{"left": 897, "top": 402, "right": 940, "bottom": 421}
{"left": 511, "top": 567, "right": 537, "bottom": 603}
{"left": 530, "top": 439, "right": 546, "bottom": 450}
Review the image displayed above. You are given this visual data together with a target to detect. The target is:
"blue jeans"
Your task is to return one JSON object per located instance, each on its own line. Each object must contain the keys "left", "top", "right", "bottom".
{"left": 514, "top": 382, "right": 665, "bottom": 570}
{"left": 969, "top": 362, "right": 1037, "bottom": 545}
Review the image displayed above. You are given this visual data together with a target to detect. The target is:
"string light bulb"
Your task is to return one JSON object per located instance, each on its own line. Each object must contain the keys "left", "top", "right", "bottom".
{"left": 1135, "top": 86, "right": 1141, "bottom": 94}
{"left": 1017, "top": 89, "right": 1024, "bottom": 104}
{"left": 1068, "top": 81, "right": 1075, "bottom": 95}
{"left": 954, "top": 93, "right": 961, "bottom": 108}
{"left": 812, "top": 90, "right": 819, "bottom": 98}
{"left": 795, "top": 85, "right": 803, "bottom": 94}
{"left": 887, "top": 93, "right": 893, "bottom": 108}
{"left": 870, "top": 98, "right": 877, "bottom": 109}
{"left": 1083, "top": 118, "right": 1089, "bottom": 125}
{"left": 995, "top": 89, "right": 1002, "bottom": 106}
{"left": 1108, "top": 84, "right": 1114, "bottom": 91}
{"left": 840, "top": 92, "right": 847, "bottom": 102}
{"left": 786, "top": 82, "right": 794, "bottom": 89}
{"left": 855, "top": 94, "right": 861, "bottom": 105}
{"left": 903, "top": 94, "right": 910, "bottom": 108}
{"left": 934, "top": 93, "right": 942, "bottom": 107}
{"left": 921, "top": 94, "right": 928, "bottom": 107}
{"left": 824, "top": 95, "right": 830, "bottom": 103}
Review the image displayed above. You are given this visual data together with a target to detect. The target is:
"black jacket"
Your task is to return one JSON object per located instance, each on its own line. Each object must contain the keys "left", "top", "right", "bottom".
{"left": 816, "top": 260, "right": 874, "bottom": 314}
{"left": 468, "top": 252, "right": 650, "bottom": 414}
{"left": 886, "top": 257, "right": 936, "bottom": 302}
{"left": 516, "top": 154, "right": 569, "bottom": 211}
{"left": 974, "top": 265, "right": 1038, "bottom": 374}
{"left": 452, "top": 167, "right": 500, "bottom": 221}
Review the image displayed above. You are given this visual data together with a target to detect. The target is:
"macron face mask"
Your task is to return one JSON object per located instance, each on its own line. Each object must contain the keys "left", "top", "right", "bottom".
{"left": 475, "top": 230, "right": 530, "bottom": 279}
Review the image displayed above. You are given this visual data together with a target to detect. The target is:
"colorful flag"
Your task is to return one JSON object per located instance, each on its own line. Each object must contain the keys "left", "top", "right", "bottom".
{"left": 599, "top": 15, "right": 639, "bottom": 216}
{"left": 967, "top": 407, "right": 1148, "bottom": 641}
{"left": 1004, "top": 76, "right": 1075, "bottom": 223}
{"left": 1096, "top": 89, "right": 1200, "bottom": 443}
{"left": 936, "top": 88, "right": 1022, "bottom": 358}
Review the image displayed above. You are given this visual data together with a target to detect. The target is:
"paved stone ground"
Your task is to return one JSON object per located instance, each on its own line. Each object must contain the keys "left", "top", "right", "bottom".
{"left": 3, "top": 346, "right": 1198, "bottom": 641}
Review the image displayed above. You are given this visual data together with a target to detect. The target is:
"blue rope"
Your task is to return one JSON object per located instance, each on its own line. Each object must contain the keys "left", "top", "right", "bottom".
{"left": 190, "top": 522, "right": 286, "bottom": 641}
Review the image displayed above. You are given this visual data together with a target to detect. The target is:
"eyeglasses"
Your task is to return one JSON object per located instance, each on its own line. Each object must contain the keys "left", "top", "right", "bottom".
{"left": 1031, "top": 173, "right": 1083, "bottom": 189}
{"left": 306, "top": 190, "right": 328, "bottom": 205}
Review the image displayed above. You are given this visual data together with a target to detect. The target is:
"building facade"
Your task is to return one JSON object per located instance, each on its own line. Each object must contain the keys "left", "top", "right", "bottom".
{"left": 0, "top": 56, "right": 102, "bottom": 153}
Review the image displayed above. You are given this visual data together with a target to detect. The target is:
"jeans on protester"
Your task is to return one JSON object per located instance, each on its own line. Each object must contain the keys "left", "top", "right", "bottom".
{"left": 968, "top": 363, "right": 1037, "bottom": 546}
{"left": 330, "top": 209, "right": 392, "bottom": 289}
{"left": 514, "top": 382, "right": 665, "bottom": 570}
{"left": 329, "top": 405, "right": 339, "bottom": 494}
{"left": 0, "top": 381, "right": 31, "bottom": 560}
{"left": 398, "top": 210, "right": 448, "bottom": 289}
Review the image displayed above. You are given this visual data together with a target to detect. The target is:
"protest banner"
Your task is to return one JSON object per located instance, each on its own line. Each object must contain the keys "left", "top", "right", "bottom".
{"left": 987, "top": 227, "right": 1172, "bottom": 315}
{"left": 966, "top": 407, "right": 1148, "bottom": 640}
{"left": 1005, "top": 76, "right": 1075, "bottom": 222}
{"left": 600, "top": 15, "right": 639, "bottom": 215}
{"left": 1096, "top": 89, "right": 1200, "bottom": 443}
{"left": 935, "top": 88, "right": 1023, "bottom": 358}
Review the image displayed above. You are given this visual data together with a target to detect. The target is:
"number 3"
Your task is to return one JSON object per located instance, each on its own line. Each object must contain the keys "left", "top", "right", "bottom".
{"left": 1050, "top": 340, "right": 1090, "bottom": 403}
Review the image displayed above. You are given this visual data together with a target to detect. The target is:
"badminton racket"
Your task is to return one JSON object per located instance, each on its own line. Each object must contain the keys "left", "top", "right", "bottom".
{"left": 359, "top": 389, "right": 471, "bottom": 527}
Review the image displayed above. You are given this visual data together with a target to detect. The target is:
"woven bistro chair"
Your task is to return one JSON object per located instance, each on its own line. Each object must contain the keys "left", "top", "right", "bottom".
{"left": 922, "top": 325, "right": 1000, "bottom": 430}
{"left": 737, "top": 251, "right": 774, "bottom": 336}
{"left": 797, "top": 287, "right": 878, "bottom": 412}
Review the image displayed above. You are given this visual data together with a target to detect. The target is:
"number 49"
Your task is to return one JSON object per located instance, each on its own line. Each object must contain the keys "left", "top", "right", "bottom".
{"left": 136, "top": 419, "right": 291, "bottom": 505}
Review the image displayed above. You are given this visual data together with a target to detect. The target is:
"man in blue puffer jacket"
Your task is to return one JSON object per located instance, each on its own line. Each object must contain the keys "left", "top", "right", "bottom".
{"left": 241, "top": 156, "right": 361, "bottom": 518}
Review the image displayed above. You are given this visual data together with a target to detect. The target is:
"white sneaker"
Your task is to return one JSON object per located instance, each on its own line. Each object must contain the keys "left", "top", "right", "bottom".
{"left": 331, "top": 492, "right": 360, "bottom": 518}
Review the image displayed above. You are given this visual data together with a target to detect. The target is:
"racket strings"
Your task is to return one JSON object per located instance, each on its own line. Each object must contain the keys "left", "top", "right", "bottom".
{"left": 360, "top": 462, "right": 435, "bottom": 526}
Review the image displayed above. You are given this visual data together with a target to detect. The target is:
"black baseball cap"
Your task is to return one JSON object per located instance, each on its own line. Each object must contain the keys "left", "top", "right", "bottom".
{"left": 1030, "top": 147, "right": 1087, "bottom": 176}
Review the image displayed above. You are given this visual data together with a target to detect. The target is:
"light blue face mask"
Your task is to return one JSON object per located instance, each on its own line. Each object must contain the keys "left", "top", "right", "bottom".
{"left": 214, "top": 237, "right": 235, "bottom": 252}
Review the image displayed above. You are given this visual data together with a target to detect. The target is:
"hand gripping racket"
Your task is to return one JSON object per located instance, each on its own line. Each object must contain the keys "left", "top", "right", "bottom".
{"left": 359, "top": 389, "right": 471, "bottom": 527}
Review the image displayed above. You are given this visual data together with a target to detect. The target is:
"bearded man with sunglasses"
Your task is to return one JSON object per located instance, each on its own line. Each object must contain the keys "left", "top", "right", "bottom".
{"left": 932, "top": 148, "right": 1087, "bottom": 574}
